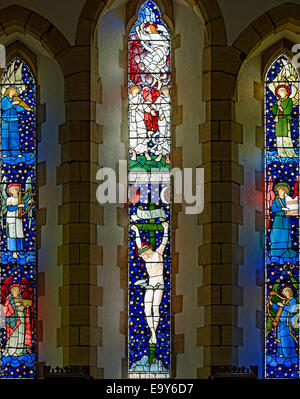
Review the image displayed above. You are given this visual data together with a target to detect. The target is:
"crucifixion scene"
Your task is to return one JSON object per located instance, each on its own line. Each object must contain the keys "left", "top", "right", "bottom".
{"left": 129, "top": 196, "right": 171, "bottom": 375}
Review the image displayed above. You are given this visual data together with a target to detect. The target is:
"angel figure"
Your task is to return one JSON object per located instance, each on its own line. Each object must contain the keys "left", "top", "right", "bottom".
{"left": 268, "top": 58, "right": 298, "bottom": 158}
{"left": 1, "top": 276, "right": 33, "bottom": 357}
{"left": 266, "top": 178, "right": 298, "bottom": 263}
{"left": 1, "top": 177, "right": 34, "bottom": 259}
{"left": 266, "top": 279, "right": 298, "bottom": 368}
{"left": 1, "top": 59, "right": 33, "bottom": 161}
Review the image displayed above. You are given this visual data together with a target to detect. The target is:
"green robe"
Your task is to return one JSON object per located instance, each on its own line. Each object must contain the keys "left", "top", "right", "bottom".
{"left": 272, "top": 97, "right": 293, "bottom": 137}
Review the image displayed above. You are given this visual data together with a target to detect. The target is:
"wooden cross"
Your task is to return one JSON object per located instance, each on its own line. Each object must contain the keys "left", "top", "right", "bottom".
{"left": 134, "top": 203, "right": 165, "bottom": 248}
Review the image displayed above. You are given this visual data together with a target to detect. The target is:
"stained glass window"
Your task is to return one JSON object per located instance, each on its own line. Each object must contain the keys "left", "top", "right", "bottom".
{"left": 128, "top": 1, "right": 171, "bottom": 378}
{"left": 0, "top": 57, "right": 36, "bottom": 378}
{"left": 265, "top": 55, "right": 300, "bottom": 378}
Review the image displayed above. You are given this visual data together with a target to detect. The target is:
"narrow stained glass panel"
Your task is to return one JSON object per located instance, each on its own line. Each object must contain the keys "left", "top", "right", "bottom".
{"left": 265, "top": 55, "right": 300, "bottom": 379}
{"left": 0, "top": 57, "right": 36, "bottom": 378}
{"left": 128, "top": 1, "right": 171, "bottom": 378}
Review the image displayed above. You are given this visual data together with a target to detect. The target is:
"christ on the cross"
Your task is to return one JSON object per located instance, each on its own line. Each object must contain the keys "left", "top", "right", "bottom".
{"left": 131, "top": 221, "right": 169, "bottom": 345}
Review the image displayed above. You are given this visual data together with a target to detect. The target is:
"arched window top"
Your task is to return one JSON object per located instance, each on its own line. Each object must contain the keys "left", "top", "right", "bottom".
{"left": 265, "top": 54, "right": 299, "bottom": 83}
{"left": 130, "top": 1, "right": 170, "bottom": 38}
{"left": 2, "top": 56, "right": 35, "bottom": 84}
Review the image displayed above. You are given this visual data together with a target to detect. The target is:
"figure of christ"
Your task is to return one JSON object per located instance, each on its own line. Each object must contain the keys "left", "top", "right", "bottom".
{"left": 131, "top": 221, "right": 169, "bottom": 345}
{"left": 135, "top": 22, "right": 169, "bottom": 91}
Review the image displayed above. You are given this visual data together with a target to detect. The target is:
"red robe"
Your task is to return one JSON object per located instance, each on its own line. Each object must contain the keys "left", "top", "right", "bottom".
{"left": 5, "top": 296, "right": 32, "bottom": 350}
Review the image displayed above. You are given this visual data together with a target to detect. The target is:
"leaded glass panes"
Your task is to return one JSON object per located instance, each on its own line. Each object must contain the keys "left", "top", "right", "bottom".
{"left": 128, "top": 1, "right": 171, "bottom": 378}
{"left": 0, "top": 57, "right": 36, "bottom": 378}
{"left": 265, "top": 55, "right": 300, "bottom": 379}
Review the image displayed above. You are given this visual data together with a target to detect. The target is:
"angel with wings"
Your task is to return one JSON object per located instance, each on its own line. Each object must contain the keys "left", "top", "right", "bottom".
{"left": 1, "top": 276, "right": 33, "bottom": 357}
{"left": 1, "top": 177, "right": 34, "bottom": 259}
{"left": 266, "top": 177, "right": 298, "bottom": 263}
{"left": 1, "top": 59, "right": 33, "bottom": 161}
{"left": 268, "top": 58, "right": 299, "bottom": 158}
{"left": 266, "top": 278, "right": 298, "bottom": 368}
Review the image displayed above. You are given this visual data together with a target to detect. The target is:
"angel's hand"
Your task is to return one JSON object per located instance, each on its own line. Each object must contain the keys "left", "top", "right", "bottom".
{"left": 29, "top": 199, "right": 33, "bottom": 205}
{"left": 162, "top": 221, "right": 168, "bottom": 230}
{"left": 282, "top": 207, "right": 290, "bottom": 211}
{"left": 131, "top": 225, "right": 138, "bottom": 233}
{"left": 12, "top": 100, "right": 20, "bottom": 105}
{"left": 18, "top": 204, "right": 25, "bottom": 208}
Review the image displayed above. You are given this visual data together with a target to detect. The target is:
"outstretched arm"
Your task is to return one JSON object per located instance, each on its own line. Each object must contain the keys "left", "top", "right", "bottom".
{"left": 157, "top": 221, "right": 168, "bottom": 255}
{"left": 131, "top": 225, "right": 142, "bottom": 249}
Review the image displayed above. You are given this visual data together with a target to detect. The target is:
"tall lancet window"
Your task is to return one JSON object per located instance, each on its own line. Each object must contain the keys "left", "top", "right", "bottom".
{"left": 0, "top": 57, "right": 36, "bottom": 378}
{"left": 128, "top": 1, "right": 171, "bottom": 378}
{"left": 265, "top": 55, "right": 300, "bottom": 379}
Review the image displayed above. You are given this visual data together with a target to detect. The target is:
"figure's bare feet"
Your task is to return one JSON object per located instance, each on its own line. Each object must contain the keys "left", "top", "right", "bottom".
{"left": 155, "top": 154, "right": 162, "bottom": 162}
{"left": 145, "top": 152, "right": 151, "bottom": 161}
{"left": 149, "top": 330, "right": 157, "bottom": 344}
{"left": 165, "top": 154, "right": 170, "bottom": 164}
{"left": 131, "top": 149, "right": 137, "bottom": 161}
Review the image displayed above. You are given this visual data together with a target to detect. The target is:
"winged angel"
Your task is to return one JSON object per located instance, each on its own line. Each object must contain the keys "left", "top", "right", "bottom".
{"left": 1, "top": 59, "right": 33, "bottom": 162}
{"left": 0, "top": 176, "right": 33, "bottom": 259}
{"left": 266, "top": 176, "right": 299, "bottom": 263}
{"left": 268, "top": 58, "right": 299, "bottom": 158}
{"left": 266, "top": 277, "right": 298, "bottom": 368}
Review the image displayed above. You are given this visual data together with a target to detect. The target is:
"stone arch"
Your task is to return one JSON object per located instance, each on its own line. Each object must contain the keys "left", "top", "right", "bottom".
{"left": 75, "top": 0, "right": 226, "bottom": 47}
{"left": 233, "top": 2, "right": 300, "bottom": 63}
{"left": 0, "top": 5, "right": 70, "bottom": 71}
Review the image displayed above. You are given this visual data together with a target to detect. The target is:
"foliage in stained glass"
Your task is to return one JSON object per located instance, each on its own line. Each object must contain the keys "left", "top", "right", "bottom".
{"left": 128, "top": 1, "right": 171, "bottom": 378}
{"left": 265, "top": 55, "right": 300, "bottom": 379}
{"left": 0, "top": 57, "right": 36, "bottom": 378}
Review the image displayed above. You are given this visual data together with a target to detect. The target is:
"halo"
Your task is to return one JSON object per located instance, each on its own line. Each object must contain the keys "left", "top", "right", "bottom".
{"left": 137, "top": 243, "right": 152, "bottom": 256}
{"left": 279, "top": 284, "right": 295, "bottom": 297}
{"left": 6, "top": 183, "right": 21, "bottom": 196}
{"left": 145, "top": 22, "right": 158, "bottom": 30}
{"left": 9, "top": 283, "right": 23, "bottom": 293}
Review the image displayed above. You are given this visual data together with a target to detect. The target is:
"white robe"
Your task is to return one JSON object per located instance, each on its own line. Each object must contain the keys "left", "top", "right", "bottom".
{"left": 153, "top": 93, "right": 171, "bottom": 155}
{"left": 139, "top": 27, "right": 169, "bottom": 75}
{"left": 6, "top": 196, "right": 24, "bottom": 239}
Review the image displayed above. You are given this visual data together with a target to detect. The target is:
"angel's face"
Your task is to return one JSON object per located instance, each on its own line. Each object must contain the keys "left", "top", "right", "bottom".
{"left": 277, "top": 187, "right": 286, "bottom": 197}
{"left": 131, "top": 87, "right": 140, "bottom": 97}
{"left": 282, "top": 287, "right": 293, "bottom": 298}
{"left": 8, "top": 88, "right": 18, "bottom": 98}
{"left": 278, "top": 88, "right": 288, "bottom": 98}
{"left": 8, "top": 186, "right": 20, "bottom": 197}
{"left": 11, "top": 286, "right": 20, "bottom": 298}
